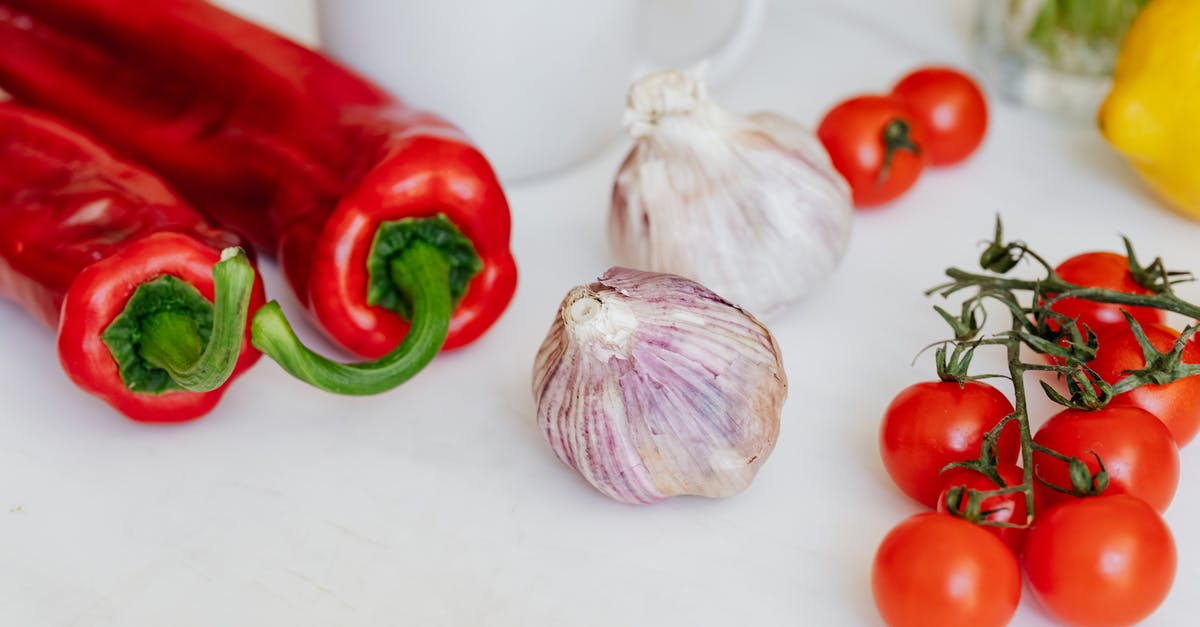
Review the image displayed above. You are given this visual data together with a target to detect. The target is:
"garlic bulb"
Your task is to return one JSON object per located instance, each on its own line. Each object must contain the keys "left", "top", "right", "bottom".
{"left": 532, "top": 267, "right": 786, "bottom": 504}
{"left": 611, "top": 69, "right": 853, "bottom": 320}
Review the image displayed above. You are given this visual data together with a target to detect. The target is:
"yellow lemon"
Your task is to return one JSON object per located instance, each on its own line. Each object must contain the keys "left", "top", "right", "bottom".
{"left": 1098, "top": 0, "right": 1200, "bottom": 218}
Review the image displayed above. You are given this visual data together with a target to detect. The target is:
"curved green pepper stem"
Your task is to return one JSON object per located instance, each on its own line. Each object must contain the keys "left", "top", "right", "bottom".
{"left": 137, "top": 247, "right": 257, "bottom": 392}
{"left": 250, "top": 242, "right": 452, "bottom": 395}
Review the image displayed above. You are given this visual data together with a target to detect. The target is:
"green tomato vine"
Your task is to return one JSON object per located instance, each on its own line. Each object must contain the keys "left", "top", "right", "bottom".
{"left": 926, "top": 219, "right": 1200, "bottom": 525}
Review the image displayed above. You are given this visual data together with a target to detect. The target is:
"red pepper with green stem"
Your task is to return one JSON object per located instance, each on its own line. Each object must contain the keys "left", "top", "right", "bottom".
{"left": 0, "top": 103, "right": 264, "bottom": 421}
{"left": 0, "top": 0, "right": 518, "bottom": 395}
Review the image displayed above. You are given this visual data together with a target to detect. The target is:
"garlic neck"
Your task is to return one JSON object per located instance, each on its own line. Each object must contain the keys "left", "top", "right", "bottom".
{"left": 624, "top": 71, "right": 749, "bottom": 156}
{"left": 625, "top": 70, "right": 711, "bottom": 138}
{"left": 564, "top": 288, "right": 637, "bottom": 360}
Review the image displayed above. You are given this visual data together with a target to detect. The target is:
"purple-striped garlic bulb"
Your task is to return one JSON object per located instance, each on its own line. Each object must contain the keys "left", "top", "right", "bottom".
{"left": 531, "top": 267, "right": 786, "bottom": 505}
{"left": 611, "top": 69, "right": 853, "bottom": 320}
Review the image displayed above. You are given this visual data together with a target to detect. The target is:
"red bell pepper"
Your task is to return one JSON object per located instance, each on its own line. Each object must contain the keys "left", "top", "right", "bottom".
{"left": 0, "top": 103, "right": 264, "bottom": 421}
{"left": 0, "top": 0, "right": 518, "bottom": 395}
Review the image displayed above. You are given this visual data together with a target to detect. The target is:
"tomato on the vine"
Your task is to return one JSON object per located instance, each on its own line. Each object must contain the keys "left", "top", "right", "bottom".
{"left": 879, "top": 380, "right": 1019, "bottom": 507}
{"left": 1032, "top": 406, "right": 1179, "bottom": 512}
{"left": 1090, "top": 322, "right": 1200, "bottom": 446}
{"left": 1050, "top": 252, "right": 1165, "bottom": 338}
{"left": 890, "top": 67, "right": 987, "bottom": 165}
{"left": 872, "top": 513, "right": 1020, "bottom": 627}
{"left": 936, "top": 463, "right": 1031, "bottom": 553}
{"left": 1024, "top": 495, "right": 1176, "bottom": 626}
{"left": 817, "top": 95, "right": 926, "bottom": 207}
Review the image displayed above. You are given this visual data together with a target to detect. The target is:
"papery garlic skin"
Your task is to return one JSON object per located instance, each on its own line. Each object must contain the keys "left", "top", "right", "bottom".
{"left": 611, "top": 69, "right": 853, "bottom": 320}
{"left": 532, "top": 267, "right": 786, "bottom": 505}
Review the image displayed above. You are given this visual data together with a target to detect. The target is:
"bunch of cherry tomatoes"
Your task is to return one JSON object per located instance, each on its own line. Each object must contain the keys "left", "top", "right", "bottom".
{"left": 873, "top": 249, "right": 1196, "bottom": 626}
{"left": 818, "top": 66, "right": 988, "bottom": 207}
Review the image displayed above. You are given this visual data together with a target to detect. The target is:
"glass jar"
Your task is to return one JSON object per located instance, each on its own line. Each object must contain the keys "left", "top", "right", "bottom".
{"left": 973, "top": 0, "right": 1148, "bottom": 120}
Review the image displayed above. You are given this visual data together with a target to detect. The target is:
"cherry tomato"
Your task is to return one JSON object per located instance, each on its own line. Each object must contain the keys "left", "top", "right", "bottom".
{"left": 936, "top": 463, "right": 1031, "bottom": 553}
{"left": 879, "top": 381, "right": 1019, "bottom": 507}
{"left": 890, "top": 67, "right": 988, "bottom": 165}
{"left": 1024, "top": 495, "right": 1176, "bottom": 627}
{"left": 1091, "top": 322, "right": 1200, "bottom": 446}
{"left": 872, "top": 513, "right": 1020, "bottom": 627}
{"left": 1032, "top": 406, "right": 1179, "bottom": 512}
{"left": 817, "top": 95, "right": 927, "bottom": 207}
{"left": 1050, "top": 252, "right": 1165, "bottom": 339}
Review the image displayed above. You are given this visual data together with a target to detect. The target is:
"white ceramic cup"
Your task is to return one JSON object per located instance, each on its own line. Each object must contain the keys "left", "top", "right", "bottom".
{"left": 316, "top": 0, "right": 767, "bottom": 182}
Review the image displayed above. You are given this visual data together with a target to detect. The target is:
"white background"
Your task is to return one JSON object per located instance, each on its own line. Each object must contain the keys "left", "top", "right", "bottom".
{"left": 2, "top": 1, "right": 1198, "bottom": 625}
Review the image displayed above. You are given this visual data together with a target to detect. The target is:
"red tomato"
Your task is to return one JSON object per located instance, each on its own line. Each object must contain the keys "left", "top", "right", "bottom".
{"left": 872, "top": 513, "right": 1020, "bottom": 627}
{"left": 1050, "top": 252, "right": 1165, "bottom": 339}
{"left": 890, "top": 67, "right": 988, "bottom": 165}
{"left": 1091, "top": 322, "right": 1200, "bottom": 446}
{"left": 879, "top": 381, "right": 1019, "bottom": 507}
{"left": 1032, "top": 405, "right": 1179, "bottom": 513}
{"left": 936, "top": 463, "right": 1031, "bottom": 553}
{"left": 817, "top": 95, "right": 927, "bottom": 207}
{"left": 1024, "top": 495, "right": 1176, "bottom": 627}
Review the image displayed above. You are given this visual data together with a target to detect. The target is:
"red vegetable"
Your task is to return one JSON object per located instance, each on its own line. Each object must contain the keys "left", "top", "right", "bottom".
{"left": 890, "top": 67, "right": 988, "bottom": 166}
{"left": 1091, "top": 323, "right": 1200, "bottom": 446}
{"left": 0, "top": 103, "right": 263, "bottom": 421}
{"left": 0, "top": 0, "right": 517, "bottom": 395}
{"left": 1050, "top": 252, "right": 1165, "bottom": 338}
{"left": 817, "top": 95, "right": 927, "bottom": 207}
{"left": 872, "top": 513, "right": 1020, "bottom": 627}
{"left": 1032, "top": 406, "right": 1179, "bottom": 513}
{"left": 1024, "top": 495, "right": 1176, "bottom": 627}
{"left": 879, "top": 380, "right": 1019, "bottom": 507}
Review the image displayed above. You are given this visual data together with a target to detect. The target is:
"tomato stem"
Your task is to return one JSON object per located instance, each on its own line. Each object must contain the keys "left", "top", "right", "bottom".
{"left": 877, "top": 118, "right": 921, "bottom": 186}
{"left": 935, "top": 267, "right": 1200, "bottom": 319}
{"left": 1007, "top": 317, "right": 1038, "bottom": 524}
{"left": 926, "top": 220, "right": 1200, "bottom": 524}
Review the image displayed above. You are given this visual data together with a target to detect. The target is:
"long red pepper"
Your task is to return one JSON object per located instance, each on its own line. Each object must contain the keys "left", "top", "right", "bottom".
{"left": 0, "top": 0, "right": 517, "bottom": 395}
{"left": 0, "top": 103, "right": 264, "bottom": 421}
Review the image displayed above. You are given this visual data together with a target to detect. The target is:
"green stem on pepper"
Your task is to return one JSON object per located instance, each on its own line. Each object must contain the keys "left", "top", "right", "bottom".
{"left": 105, "top": 247, "right": 256, "bottom": 394}
{"left": 250, "top": 242, "right": 453, "bottom": 395}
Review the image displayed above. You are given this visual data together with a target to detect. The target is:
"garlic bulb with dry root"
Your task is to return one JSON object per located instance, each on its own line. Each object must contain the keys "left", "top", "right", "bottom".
{"left": 611, "top": 69, "right": 853, "bottom": 319}
{"left": 532, "top": 267, "right": 786, "bottom": 504}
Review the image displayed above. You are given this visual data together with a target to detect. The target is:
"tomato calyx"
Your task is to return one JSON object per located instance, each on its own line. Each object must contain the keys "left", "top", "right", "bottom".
{"left": 933, "top": 342, "right": 979, "bottom": 383}
{"left": 1037, "top": 363, "right": 1113, "bottom": 411}
{"left": 940, "top": 458, "right": 1025, "bottom": 528}
{"left": 1026, "top": 295, "right": 1102, "bottom": 363}
{"left": 933, "top": 299, "right": 983, "bottom": 343}
{"left": 977, "top": 218, "right": 1024, "bottom": 273}
{"left": 937, "top": 434, "right": 1032, "bottom": 530}
{"left": 877, "top": 118, "right": 921, "bottom": 185}
{"left": 1109, "top": 313, "right": 1200, "bottom": 392}
{"left": 1034, "top": 447, "right": 1111, "bottom": 497}
{"left": 943, "top": 484, "right": 1022, "bottom": 528}
{"left": 1123, "top": 236, "right": 1192, "bottom": 295}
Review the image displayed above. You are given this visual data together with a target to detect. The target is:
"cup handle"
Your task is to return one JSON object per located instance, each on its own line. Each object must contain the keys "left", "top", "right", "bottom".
{"left": 633, "top": 0, "right": 768, "bottom": 84}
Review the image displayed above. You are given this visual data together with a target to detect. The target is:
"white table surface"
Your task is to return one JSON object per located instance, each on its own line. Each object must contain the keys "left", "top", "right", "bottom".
{"left": 3, "top": 1, "right": 1198, "bottom": 625}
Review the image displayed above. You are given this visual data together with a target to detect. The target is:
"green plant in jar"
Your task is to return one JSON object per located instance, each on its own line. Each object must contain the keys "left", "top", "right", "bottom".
{"left": 1022, "top": 0, "right": 1149, "bottom": 74}
{"left": 976, "top": 0, "right": 1150, "bottom": 116}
